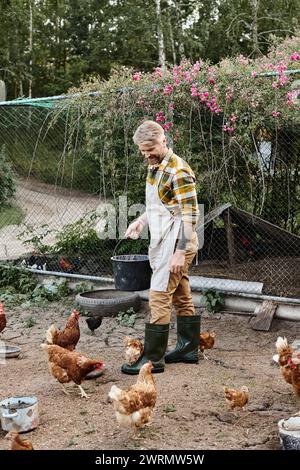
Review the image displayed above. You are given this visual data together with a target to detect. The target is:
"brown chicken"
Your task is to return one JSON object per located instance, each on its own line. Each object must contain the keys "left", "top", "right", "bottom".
{"left": 0, "top": 303, "right": 7, "bottom": 334}
{"left": 124, "top": 336, "right": 144, "bottom": 365}
{"left": 275, "top": 336, "right": 293, "bottom": 385}
{"left": 108, "top": 361, "right": 157, "bottom": 429}
{"left": 46, "top": 309, "right": 80, "bottom": 351}
{"left": 199, "top": 331, "right": 215, "bottom": 359}
{"left": 5, "top": 431, "right": 34, "bottom": 450}
{"left": 287, "top": 353, "right": 300, "bottom": 397}
{"left": 41, "top": 343, "right": 105, "bottom": 398}
{"left": 223, "top": 385, "right": 249, "bottom": 410}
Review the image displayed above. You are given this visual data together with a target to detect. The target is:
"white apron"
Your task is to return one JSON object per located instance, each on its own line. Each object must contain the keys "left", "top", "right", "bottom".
{"left": 146, "top": 166, "right": 182, "bottom": 292}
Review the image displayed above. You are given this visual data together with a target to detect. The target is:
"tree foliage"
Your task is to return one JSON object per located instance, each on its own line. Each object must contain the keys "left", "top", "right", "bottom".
{"left": 0, "top": 0, "right": 300, "bottom": 99}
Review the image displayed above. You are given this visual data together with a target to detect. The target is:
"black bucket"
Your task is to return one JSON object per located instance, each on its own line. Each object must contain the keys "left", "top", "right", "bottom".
{"left": 111, "top": 254, "right": 152, "bottom": 291}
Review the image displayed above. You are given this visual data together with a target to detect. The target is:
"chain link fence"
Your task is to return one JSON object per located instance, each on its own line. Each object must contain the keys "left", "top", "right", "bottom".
{"left": 0, "top": 94, "right": 299, "bottom": 298}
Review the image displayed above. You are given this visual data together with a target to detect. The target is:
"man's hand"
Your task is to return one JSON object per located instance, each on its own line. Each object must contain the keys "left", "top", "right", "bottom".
{"left": 125, "top": 219, "right": 143, "bottom": 239}
{"left": 169, "top": 249, "right": 186, "bottom": 274}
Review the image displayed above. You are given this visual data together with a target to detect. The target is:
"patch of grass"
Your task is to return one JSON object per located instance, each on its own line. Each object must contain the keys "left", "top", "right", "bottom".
{"left": 84, "top": 428, "right": 96, "bottom": 435}
{"left": 24, "top": 316, "right": 37, "bottom": 328}
{"left": 163, "top": 404, "right": 176, "bottom": 413}
{"left": 0, "top": 204, "right": 24, "bottom": 229}
{"left": 66, "top": 436, "right": 77, "bottom": 447}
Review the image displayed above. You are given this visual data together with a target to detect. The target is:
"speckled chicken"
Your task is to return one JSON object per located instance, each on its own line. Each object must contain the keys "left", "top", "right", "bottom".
{"left": 5, "top": 431, "right": 34, "bottom": 450}
{"left": 46, "top": 309, "right": 80, "bottom": 351}
{"left": 199, "top": 331, "right": 215, "bottom": 359}
{"left": 41, "top": 343, "right": 105, "bottom": 398}
{"left": 108, "top": 361, "right": 156, "bottom": 429}
{"left": 275, "top": 336, "right": 293, "bottom": 385}
{"left": 0, "top": 303, "right": 7, "bottom": 334}
{"left": 223, "top": 385, "right": 249, "bottom": 410}
{"left": 124, "top": 336, "right": 144, "bottom": 365}
{"left": 287, "top": 352, "right": 300, "bottom": 397}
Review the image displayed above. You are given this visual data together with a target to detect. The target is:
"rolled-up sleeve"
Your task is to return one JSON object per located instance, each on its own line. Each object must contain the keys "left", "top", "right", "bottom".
{"left": 172, "top": 170, "right": 199, "bottom": 227}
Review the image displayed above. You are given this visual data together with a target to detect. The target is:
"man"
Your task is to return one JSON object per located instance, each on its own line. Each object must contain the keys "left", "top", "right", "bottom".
{"left": 122, "top": 120, "right": 200, "bottom": 375}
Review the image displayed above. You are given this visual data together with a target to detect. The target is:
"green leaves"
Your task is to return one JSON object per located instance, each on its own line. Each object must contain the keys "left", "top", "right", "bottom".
{"left": 0, "top": 263, "right": 71, "bottom": 307}
{"left": 116, "top": 307, "right": 137, "bottom": 327}
{"left": 202, "top": 289, "right": 225, "bottom": 313}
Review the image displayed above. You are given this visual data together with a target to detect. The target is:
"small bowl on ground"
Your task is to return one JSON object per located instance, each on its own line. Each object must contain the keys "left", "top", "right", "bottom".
{"left": 85, "top": 367, "right": 106, "bottom": 380}
{"left": 278, "top": 416, "right": 300, "bottom": 450}
{"left": 0, "top": 396, "right": 39, "bottom": 433}
{"left": 0, "top": 345, "right": 21, "bottom": 359}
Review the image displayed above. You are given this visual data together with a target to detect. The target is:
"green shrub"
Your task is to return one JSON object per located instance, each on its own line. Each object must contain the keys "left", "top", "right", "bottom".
{"left": 0, "top": 145, "right": 16, "bottom": 205}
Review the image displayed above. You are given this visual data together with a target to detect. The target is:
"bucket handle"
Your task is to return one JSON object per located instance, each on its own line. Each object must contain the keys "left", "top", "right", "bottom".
{"left": 112, "top": 237, "right": 128, "bottom": 259}
{"left": 2, "top": 410, "right": 18, "bottom": 419}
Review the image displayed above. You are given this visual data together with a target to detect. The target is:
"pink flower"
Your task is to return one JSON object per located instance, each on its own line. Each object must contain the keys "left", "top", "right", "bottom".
{"left": 199, "top": 92, "right": 208, "bottom": 102}
{"left": 163, "top": 121, "right": 173, "bottom": 131}
{"left": 272, "top": 82, "right": 278, "bottom": 88}
{"left": 225, "top": 93, "right": 233, "bottom": 102}
{"left": 223, "top": 125, "right": 235, "bottom": 134}
{"left": 163, "top": 84, "right": 173, "bottom": 95}
{"left": 184, "top": 71, "right": 191, "bottom": 82}
{"left": 279, "top": 74, "right": 289, "bottom": 86}
{"left": 155, "top": 111, "right": 166, "bottom": 123}
{"left": 191, "top": 85, "right": 199, "bottom": 97}
{"left": 271, "top": 111, "right": 280, "bottom": 117}
{"left": 193, "top": 61, "right": 201, "bottom": 73}
{"left": 251, "top": 71, "right": 257, "bottom": 78}
{"left": 268, "top": 63, "right": 274, "bottom": 70}
{"left": 168, "top": 103, "right": 174, "bottom": 111}
{"left": 209, "top": 77, "right": 215, "bottom": 85}
{"left": 287, "top": 89, "right": 299, "bottom": 105}
{"left": 290, "top": 52, "right": 300, "bottom": 61}
{"left": 230, "top": 114, "right": 238, "bottom": 123}
{"left": 133, "top": 72, "right": 141, "bottom": 81}
{"left": 275, "top": 62, "right": 287, "bottom": 74}
{"left": 153, "top": 67, "right": 163, "bottom": 78}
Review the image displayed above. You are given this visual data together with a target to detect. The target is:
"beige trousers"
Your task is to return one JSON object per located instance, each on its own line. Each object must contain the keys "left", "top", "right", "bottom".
{"left": 149, "top": 236, "right": 198, "bottom": 324}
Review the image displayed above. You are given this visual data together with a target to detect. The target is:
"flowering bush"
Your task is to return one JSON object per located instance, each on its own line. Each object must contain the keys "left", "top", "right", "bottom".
{"left": 62, "top": 33, "right": 300, "bottom": 233}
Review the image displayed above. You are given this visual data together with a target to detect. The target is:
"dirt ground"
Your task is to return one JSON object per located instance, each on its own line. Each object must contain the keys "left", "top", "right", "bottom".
{"left": 0, "top": 178, "right": 100, "bottom": 260}
{"left": 0, "top": 299, "right": 300, "bottom": 451}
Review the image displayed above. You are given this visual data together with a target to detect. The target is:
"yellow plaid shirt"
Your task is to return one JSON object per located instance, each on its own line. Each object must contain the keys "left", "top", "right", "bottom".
{"left": 147, "top": 149, "right": 199, "bottom": 227}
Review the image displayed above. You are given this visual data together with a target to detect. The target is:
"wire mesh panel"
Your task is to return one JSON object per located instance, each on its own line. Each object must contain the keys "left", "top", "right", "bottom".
{"left": 0, "top": 95, "right": 299, "bottom": 298}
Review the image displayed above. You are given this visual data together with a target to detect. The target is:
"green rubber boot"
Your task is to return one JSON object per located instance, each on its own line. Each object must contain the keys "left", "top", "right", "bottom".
{"left": 121, "top": 323, "right": 169, "bottom": 375}
{"left": 165, "top": 315, "right": 200, "bottom": 363}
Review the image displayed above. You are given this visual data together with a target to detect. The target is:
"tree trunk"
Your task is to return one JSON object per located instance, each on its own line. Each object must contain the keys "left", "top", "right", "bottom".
{"left": 28, "top": 0, "right": 33, "bottom": 98}
{"left": 174, "top": 0, "right": 185, "bottom": 59}
{"left": 250, "top": 0, "right": 260, "bottom": 56}
{"left": 155, "top": 0, "right": 166, "bottom": 70}
{"left": 167, "top": 10, "right": 176, "bottom": 65}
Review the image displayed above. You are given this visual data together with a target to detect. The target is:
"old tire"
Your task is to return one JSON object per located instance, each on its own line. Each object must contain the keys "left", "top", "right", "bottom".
{"left": 75, "top": 289, "right": 141, "bottom": 317}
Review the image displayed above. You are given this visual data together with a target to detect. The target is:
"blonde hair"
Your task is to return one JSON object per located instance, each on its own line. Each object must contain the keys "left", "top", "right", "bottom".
{"left": 133, "top": 120, "right": 165, "bottom": 145}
